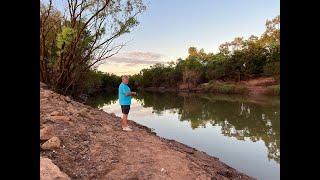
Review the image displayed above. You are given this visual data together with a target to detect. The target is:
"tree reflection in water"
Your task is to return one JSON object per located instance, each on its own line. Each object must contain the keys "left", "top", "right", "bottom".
{"left": 87, "top": 91, "right": 280, "bottom": 164}
{"left": 135, "top": 92, "right": 280, "bottom": 164}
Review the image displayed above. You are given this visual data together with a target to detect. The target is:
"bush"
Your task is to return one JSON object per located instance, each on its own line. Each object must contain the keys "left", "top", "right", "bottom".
{"left": 263, "top": 62, "right": 280, "bottom": 81}
{"left": 264, "top": 85, "right": 280, "bottom": 96}
{"left": 207, "top": 64, "right": 226, "bottom": 80}
{"left": 233, "top": 85, "right": 250, "bottom": 94}
{"left": 204, "top": 81, "right": 249, "bottom": 94}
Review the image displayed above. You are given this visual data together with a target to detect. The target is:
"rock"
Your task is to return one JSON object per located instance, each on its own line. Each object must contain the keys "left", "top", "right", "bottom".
{"left": 84, "top": 108, "right": 90, "bottom": 112}
{"left": 40, "top": 82, "right": 48, "bottom": 88}
{"left": 211, "top": 176, "right": 218, "bottom": 180}
{"left": 50, "top": 115, "right": 71, "bottom": 122}
{"left": 40, "top": 126, "right": 54, "bottom": 140}
{"left": 110, "top": 112, "right": 116, "bottom": 117}
{"left": 111, "top": 159, "right": 118, "bottom": 164}
{"left": 41, "top": 91, "right": 52, "bottom": 98}
{"left": 40, "top": 157, "right": 71, "bottom": 180}
{"left": 78, "top": 125, "right": 87, "bottom": 133}
{"left": 217, "top": 170, "right": 234, "bottom": 178}
{"left": 160, "top": 168, "right": 167, "bottom": 174}
{"left": 41, "top": 136, "right": 61, "bottom": 150}
{"left": 66, "top": 106, "right": 78, "bottom": 115}
{"left": 65, "top": 96, "right": 71, "bottom": 103}
{"left": 50, "top": 111, "right": 62, "bottom": 116}
{"left": 78, "top": 108, "right": 89, "bottom": 117}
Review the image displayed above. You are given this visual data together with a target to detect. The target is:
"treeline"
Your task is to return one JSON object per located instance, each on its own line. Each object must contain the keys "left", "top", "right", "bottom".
{"left": 79, "top": 71, "right": 121, "bottom": 95}
{"left": 131, "top": 16, "right": 280, "bottom": 89}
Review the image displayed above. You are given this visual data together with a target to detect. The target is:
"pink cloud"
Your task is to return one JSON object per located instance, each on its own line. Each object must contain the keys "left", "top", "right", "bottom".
{"left": 105, "top": 51, "right": 165, "bottom": 66}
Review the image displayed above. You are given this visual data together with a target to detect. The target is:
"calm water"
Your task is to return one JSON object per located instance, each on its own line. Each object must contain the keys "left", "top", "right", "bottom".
{"left": 87, "top": 91, "right": 280, "bottom": 180}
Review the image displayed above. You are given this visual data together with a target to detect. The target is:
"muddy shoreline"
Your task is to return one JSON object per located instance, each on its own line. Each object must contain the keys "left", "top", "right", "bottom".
{"left": 40, "top": 82, "right": 254, "bottom": 180}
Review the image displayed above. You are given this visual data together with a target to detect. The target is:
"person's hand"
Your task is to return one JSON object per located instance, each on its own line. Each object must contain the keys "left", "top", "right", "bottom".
{"left": 131, "top": 92, "right": 137, "bottom": 96}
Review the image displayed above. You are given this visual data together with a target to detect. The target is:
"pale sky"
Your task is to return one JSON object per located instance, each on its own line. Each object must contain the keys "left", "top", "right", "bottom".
{"left": 47, "top": 0, "right": 280, "bottom": 75}
{"left": 98, "top": 0, "right": 280, "bottom": 75}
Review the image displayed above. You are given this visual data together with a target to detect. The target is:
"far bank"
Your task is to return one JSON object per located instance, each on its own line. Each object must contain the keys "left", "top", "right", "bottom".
{"left": 138, "top": 77, "right": 279, "bottom": 96}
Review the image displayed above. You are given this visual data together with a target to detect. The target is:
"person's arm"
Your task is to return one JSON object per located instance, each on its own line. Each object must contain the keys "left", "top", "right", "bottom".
{"left": 125, "top": 92, "right": 132, "bottom": 96}
{"left": 125, "top": 91, "right": 136, "bottom": 96}
{"left": 123, "top": 86, "right": 136, "bottom": 96}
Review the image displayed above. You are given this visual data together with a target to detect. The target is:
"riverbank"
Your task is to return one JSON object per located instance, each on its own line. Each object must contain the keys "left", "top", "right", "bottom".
{"left": 141, "top": 77, "right": 279, "bottom": 96}
{"left": 40, "top": 82, "right": 254, "bottom": 180}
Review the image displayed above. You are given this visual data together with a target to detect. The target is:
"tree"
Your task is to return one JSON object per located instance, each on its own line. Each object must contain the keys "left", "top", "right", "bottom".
{"left": 205, "top": 53, "right": 227, "bottom": 80}
{"left": 40, "top": 0, "right": 146, "bottom": 95}
{"left": 40, "top": 2, "right": 63, "bottom": 83}
{"left": 188, "top": 47, "right": 198, "bottom": 57}
{"left": 182, "top": 55, "right": 203, "bottom": 89}
{"left": 262, "top": 16, "right": 280, "bottom": 81}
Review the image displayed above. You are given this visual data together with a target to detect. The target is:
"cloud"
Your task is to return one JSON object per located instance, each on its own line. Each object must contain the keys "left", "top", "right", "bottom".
{"left": 97, "top": 51, "right": 171, "bottom": 75}
{"left": 105, "top": 51, "right": 165, "bottom": 66}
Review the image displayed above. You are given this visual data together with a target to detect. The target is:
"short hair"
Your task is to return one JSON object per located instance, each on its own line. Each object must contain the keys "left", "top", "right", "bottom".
{"left": 122, "top": 75, "right": 129, "bottom": 80}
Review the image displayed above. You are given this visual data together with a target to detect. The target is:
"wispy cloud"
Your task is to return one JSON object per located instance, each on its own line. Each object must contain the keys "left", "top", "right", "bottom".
{"left": 97, "top": 51, "right": 169, "bottom": 75}
{"left": 106, "top": 51, "right": 165, "bottom": 66}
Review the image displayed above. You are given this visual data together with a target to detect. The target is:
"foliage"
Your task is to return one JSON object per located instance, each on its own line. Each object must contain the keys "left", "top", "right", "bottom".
{"left": 74, "top": 70, "right": 122, "bottom": 95}
{"left": 263, "top": 62, "right": 280, "bottom": 81}
{"left": 264, "top": 85, "right": 280, "bottom": 96}
{"left": 133, "top": 15, "right": 280, "bottom": 88}
{"left": 40, "top": 0, "right": 146, "bottom": 96}
{"left": 203, "top": 81, "right": 249, "bottom": 94}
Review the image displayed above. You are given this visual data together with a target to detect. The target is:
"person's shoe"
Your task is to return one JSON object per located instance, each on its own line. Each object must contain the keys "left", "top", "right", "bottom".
{"left": 122, "top": 126, "right": 132, "bottom": 131}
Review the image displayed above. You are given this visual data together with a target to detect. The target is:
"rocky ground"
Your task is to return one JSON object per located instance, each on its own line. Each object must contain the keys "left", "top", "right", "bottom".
{"left": 40, "top": 82, "right": 254, "bottom": 180}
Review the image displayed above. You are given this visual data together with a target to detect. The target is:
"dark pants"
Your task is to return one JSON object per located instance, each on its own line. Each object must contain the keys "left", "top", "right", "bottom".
{"left": 121, "top": 105, "right": 130, "bottom": 114}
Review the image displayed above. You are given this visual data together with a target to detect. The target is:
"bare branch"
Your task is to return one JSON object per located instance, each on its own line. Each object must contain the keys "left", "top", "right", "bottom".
{"left": 88, "top": 43, "right": 125, "bottom": 69}
{"left": 67, "top": 0, "right": 73, "bottom": 20}
{"left": 71, "top": 0, "right": 79, "bottom": 27}
{"left": 76, "top": 0, "right": 110, "bottom": 41}
{"left": 40, "top": 0, "right": 53, "bottom": 32}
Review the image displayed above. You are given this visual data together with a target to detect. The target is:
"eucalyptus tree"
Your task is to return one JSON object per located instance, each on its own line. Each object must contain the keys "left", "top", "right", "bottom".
{"left": 40, "top": 0, "right": 146, "bottom": 94}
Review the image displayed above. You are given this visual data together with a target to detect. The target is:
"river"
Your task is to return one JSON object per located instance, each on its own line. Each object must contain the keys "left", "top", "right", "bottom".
{"left": 87, "top": 91, "right": 280, "bottom": 180}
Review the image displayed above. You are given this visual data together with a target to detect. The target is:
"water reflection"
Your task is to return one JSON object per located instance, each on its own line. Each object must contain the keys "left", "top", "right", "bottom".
{"left": 87, "top": 91, "right": 280, "bottom": 164}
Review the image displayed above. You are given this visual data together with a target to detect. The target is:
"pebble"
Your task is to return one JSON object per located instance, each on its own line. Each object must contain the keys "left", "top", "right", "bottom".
{"left": 111, "top": 160, "right": 118, "bottom": 164}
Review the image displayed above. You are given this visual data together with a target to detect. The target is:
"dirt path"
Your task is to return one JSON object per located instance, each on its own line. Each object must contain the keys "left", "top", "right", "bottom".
{"left": 40, "top": 82, "right": 254, "bottom": 180}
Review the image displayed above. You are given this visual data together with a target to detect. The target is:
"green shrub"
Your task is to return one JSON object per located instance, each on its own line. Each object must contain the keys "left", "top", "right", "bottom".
{"left": 218, "top": 84, "right": 235, "bottom": 93}
{"left": 263, "top": 62, "right": 280, "bottom": 81}
{"left": 233, "top": 85, "right": 250, "bottom": 94}
{"left": 264, "top": 85, "right": 280, "bottom": 96}
{"left": 204, "top": 82, "right": 249, "bottom": 94}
